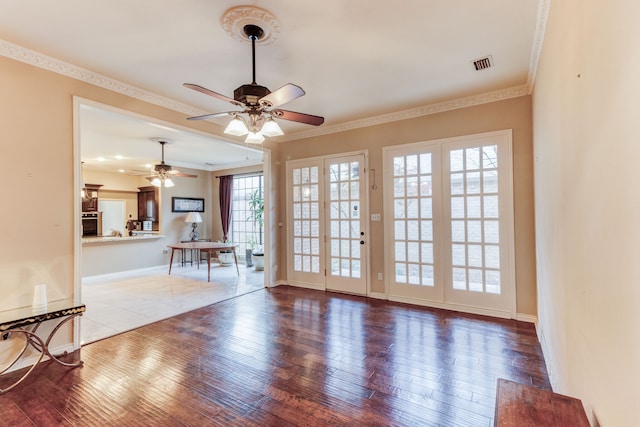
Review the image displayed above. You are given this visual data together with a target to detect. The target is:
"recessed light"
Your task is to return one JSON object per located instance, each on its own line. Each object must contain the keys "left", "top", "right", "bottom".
{"left": 118, "top": 169, "right": 125, "bottom": 173}
{"left": 145, "top": 163, "right": 153, "bottom": 169}
{"left": 115, "top": 155, "right": 124, "bottom": 160}
{"left": 97, "top": 157, "right": 105, "bottom": 162}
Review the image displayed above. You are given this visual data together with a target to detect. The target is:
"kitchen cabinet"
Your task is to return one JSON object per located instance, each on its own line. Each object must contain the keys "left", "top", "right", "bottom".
{"left": 137, "top": 186, "right": 159, "bottom": 230}
{"left": 82, "top": 184, "right": 102, "bottom": 212}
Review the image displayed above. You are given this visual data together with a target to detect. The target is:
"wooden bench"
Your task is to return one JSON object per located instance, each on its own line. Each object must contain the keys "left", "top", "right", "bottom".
{"left": 494, "top": 378, "right": 590, "bottom": 426}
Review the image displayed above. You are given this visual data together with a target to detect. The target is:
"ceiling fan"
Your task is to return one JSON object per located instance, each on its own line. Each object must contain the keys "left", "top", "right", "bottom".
{"left": 146, "top": 139, "right": 197, "bottom": 187}
{"left": 183, "top": 24, "right": 324, "bottom": 143}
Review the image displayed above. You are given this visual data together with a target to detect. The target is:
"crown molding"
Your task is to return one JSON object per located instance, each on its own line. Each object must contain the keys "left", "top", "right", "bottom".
{"left": 527, "top": 0, "right": 552, "bottom": 89}
{"left": 1, "top": 37, "right": 532, "bottom": 144}
{"left": 0, "top": 38, "right": 207, "bottom": 118}
{"left": 281, "top": 84, "right": 531, "bottom": 142}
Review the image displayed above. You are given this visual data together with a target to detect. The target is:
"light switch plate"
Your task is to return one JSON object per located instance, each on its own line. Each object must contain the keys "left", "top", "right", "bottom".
{"left": 371, "top": 213, "right": 381, "bottom": 221}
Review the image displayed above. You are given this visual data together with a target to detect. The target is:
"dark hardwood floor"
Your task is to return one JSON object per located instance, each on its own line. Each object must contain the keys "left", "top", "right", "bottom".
{"left": 1, "top": 286, "right": 550, "bottom": 426}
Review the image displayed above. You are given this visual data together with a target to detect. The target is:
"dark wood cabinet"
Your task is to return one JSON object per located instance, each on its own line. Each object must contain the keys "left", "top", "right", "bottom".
{"left": 138, "top": 186, "right": 159, "bottom": 230}
{"left": 82, "top": 184, "right": 102, "bottom": 212}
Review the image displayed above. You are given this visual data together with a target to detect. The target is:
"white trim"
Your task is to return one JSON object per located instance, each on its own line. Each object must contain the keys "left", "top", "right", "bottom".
{"left": 368, "top": 291, "right": 387, "bottom": 300}
{"left": 0, "top": 38, "right": 533, "bottom": 142}
{"left": 527, "top": 0, "right": 552, "bottom": 89}
{"left": 1, "top": 39, "right": 206, "bottom": 118}
{"left": 536, "top": 325, "right": 557, "bottom": 391}
{"left": 286, "top": 86, "right": 530, "bottom": 141}
{"left": 515, "top": 313, "right": 537, "bottom": 324}
{"left": 286, "top": 281, "right": 326, "bottom": 292}
{"left": 270, "top": 280, "right": 288, "bottom": 288}
{"left": 388, "top": 295, "right": 513, "bottom": 319}
{"left": 81, "top": 264, "right": 171, "bottom": 284}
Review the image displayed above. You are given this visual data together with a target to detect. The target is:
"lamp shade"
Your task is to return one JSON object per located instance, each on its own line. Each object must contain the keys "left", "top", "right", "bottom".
{"left": 164, "top": 178, "right": 175, "bottom": 187}
{"left": 261, "top": 118, "right": 284, "bottom": 137}
{"left": 224, "top": 116, "right": 249, "bottom": 136}
{"left": 185, "top": 212, "right": 203, "bottom": 223}
{"left": 150, "top": 177, "right": 162, "bottom": 187}
{"left": 245, "top": 131, "right": 265, "bottom": 144}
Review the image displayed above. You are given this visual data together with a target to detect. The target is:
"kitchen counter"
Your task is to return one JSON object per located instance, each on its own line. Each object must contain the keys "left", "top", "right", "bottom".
{"left": 82, "top": 234, "right": 164, "bottom": 245}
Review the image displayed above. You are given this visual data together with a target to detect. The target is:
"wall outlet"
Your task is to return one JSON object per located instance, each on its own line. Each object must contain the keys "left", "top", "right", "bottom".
{"left": 377, "top": 272, "right": 383, "bottom": 280}
{"left": 162, "top": 248, "right": 169, "bottom": 254}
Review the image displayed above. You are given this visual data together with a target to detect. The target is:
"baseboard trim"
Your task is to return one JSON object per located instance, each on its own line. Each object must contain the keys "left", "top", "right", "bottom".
{"left": 515, "top": 313, "right": 538, "bottom": 324}
{"left": 268, "top": 280, "right": 287, "bottom": 288}
{"left": 82, "top": 265, "right": 168, "bottom": 283}
{"left": 368, "top": 292, "right": 387, "bottom": 300}
{"left": 285, "top": 281, "right": 326, "bottom": 291}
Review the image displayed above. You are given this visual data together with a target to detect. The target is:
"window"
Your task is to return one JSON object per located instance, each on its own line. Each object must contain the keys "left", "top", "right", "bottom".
{"left": 231, "top": 174, "right": 263, "bottom": 259}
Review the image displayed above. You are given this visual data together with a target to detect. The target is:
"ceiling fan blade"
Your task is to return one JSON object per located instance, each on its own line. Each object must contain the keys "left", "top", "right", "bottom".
{"left": 259, "top": 83, "right": 305, "bottom": 108}
{"left": 183, "top": 83, "right": 243, "bottom": 107}
{"left": 186, "top": 111, "right": 236, "bottom": 121}
{"left": 167, "top": 169, "right": 198, "bottom": 178}
{"left": 272, "top": 109, "right": 325, "bottom": 126}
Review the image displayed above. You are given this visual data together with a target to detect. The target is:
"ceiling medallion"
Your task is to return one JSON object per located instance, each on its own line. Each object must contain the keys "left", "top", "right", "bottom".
{"left": 221, "top": 6, "right": 281, "bottom": 45}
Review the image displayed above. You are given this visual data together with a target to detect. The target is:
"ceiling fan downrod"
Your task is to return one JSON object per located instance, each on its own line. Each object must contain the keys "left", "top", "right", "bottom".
{"left": 243, "top": 24, "right": 264, "bottom": 85}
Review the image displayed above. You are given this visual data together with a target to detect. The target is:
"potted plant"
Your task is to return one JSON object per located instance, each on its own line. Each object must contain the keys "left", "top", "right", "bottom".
{"left": 247, "top": 189, "right": 264, "bottom": 270}
{"left": 217, "top": 239, "right": 235, "bottom": 266}
{"left": 252, "top": 245, "right": 265, "bottom": 271}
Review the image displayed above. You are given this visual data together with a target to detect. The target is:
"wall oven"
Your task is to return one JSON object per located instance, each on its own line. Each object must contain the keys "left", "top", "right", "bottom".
{"left": 82, "top": 212, "right": 102, "bottom": 237}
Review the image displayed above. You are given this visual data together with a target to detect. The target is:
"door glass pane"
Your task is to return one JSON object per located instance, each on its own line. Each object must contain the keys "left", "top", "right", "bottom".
{"left": 292, "top": 166, "right": 320, "bottom": 273}
{"left": 448, "top": 144, "right": 503, "bottom": 295}
{"left": 327, "top": 160, "right": 362, "bottom": 279}
{"left": 391, "top": 154, "right": 435, "bottom": 287}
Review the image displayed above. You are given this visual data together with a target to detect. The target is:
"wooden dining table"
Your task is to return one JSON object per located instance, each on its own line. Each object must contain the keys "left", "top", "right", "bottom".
{"left": 167, "top": 242, "right": 239, "bottom": 282}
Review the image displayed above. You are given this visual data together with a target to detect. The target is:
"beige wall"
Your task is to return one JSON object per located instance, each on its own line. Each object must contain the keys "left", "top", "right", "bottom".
{"left": 0, "top": 54, "right": 240, "bottom": 315}
{"left": 0, "top": 40, "right": 536, "bottom": 366}
{"left": 533, "top": 0, "right": 640, "bottom": 425}
{"left": 280, "top": 96, "right": 537, "bottom": 316}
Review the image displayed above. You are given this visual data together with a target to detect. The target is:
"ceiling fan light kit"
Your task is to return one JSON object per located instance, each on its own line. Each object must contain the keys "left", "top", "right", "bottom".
{"left": 147, "top": 139, "right": 197, "bottom": 187}
{"left": 184, "top": 6, "right": 324, "bottom": 144}
{"left": 224, "top": 115, "right": 249, "bottom": 136}
{"left": 245, "top": 131, "right": 265, "bottom": 145}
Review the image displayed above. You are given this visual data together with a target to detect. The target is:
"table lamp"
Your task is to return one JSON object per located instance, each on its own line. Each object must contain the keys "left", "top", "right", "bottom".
{"left": 185, "top": 212, "right": 203, "bottom": 240}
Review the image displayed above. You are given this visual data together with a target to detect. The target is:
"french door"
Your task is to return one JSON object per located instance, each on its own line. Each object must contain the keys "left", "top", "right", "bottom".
{"left": 286, "top": 154, "right": 368, "bottom": 295}
{"left": 384, "top": 130, "right": 515, "bottom": 317}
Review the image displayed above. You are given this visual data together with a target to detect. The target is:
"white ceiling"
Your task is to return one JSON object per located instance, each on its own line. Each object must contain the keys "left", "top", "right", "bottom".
{"left": 0, "top": 0, "right": 544, "bottom": 173}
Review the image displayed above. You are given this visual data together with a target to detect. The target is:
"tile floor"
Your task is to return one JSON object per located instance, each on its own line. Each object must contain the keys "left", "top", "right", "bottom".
{"left": 81, "top": 262, "right": 264, "bottom": 345}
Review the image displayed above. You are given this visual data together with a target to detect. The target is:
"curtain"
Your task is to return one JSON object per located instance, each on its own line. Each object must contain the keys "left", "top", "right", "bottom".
{"left": 219, "top": 175, "right": 233, "bottom": 241}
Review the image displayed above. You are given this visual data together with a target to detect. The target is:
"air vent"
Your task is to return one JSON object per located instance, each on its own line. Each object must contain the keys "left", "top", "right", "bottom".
{"left": 472, "top": 56, "right": 493, "bottom": 71}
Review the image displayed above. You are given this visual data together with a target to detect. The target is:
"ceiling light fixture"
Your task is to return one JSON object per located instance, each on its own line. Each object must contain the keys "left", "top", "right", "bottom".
{"left": 147, "top": 139, "right": 197, "bottom": 187}
{"left": 184, "top": 8, "right": 324, "bottom": 144}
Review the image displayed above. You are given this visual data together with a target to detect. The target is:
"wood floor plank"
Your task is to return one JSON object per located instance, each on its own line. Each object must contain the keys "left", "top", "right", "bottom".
{"left": 2, "top": 286, "right": 550, "bottom": 426}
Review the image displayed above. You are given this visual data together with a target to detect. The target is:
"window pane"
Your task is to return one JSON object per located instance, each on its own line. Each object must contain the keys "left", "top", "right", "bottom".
{"left": 451, "top": 220, "right": 465, "bottom": 242}
{"left": 450, "top": 150, "right": 464, "bottom": 172}
{"left": 421, "top": 220, "right": 433, "bottom": 241}
{"left": 451, "top": 173, "right": 464, "bottom": 195}
{"left": 231, "top": 174, "right": 263, "bottom": 259}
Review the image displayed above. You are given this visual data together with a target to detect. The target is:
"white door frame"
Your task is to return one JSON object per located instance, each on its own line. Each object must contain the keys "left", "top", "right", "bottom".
{"left": 383, "top": 130, "right": 516, "bottom": 319}
{"left": 286, "top": 150, "right": 370, "bottom": 296}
